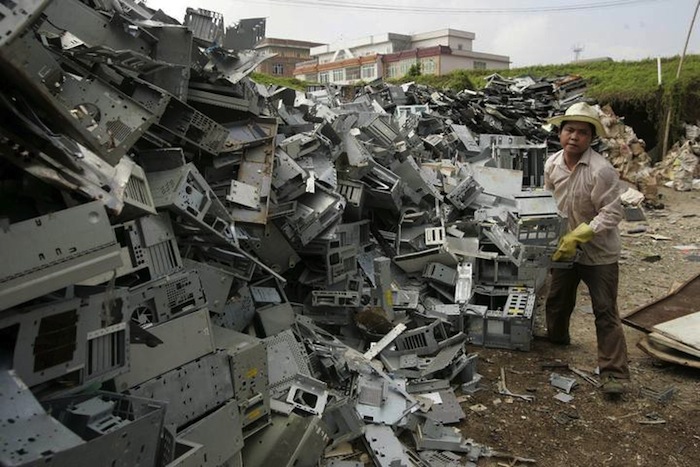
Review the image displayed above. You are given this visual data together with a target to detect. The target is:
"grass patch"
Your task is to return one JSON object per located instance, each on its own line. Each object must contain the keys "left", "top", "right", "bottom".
{"left": 249, "top": 72, "right": 310, "bottom": 91}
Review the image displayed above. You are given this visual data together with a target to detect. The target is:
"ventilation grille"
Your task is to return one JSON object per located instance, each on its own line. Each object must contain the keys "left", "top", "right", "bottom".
{"left": 87, "top": 324, "right": 127, "bottom": 379}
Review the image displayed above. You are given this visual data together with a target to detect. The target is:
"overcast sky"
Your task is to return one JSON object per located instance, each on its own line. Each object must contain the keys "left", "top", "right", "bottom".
{"left": 144, "top": 0, "right": 699, "bottom": 67}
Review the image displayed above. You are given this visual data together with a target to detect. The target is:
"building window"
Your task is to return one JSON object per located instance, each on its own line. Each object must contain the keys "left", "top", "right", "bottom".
{"left": 421, "top": 59, "right": 436, "bottom": 75}
{"left": 399, "top": 59, "right": 415, "bottom": 77}
{"left": 332, "top": 68, "right": 344, "bottom": 82}
{"left": 361, "top": 64, "right": 375, "bottom": 80}
{"left": 387, "top": 63, "right": 399, "bottom": 78}
{"left": 346, "top": 67, "right": 360, "bottom": 81}
{"left": 319, "top": 72, "right": 329, "bottom": 83}
{"left": 272, "top": 63, "right": 284, "bottom": 75}
{"left": 473, "top": 61, "right": 487, "bottom": 70}
{"left": 457, "top": 43, "right": 463, "bottom": 51}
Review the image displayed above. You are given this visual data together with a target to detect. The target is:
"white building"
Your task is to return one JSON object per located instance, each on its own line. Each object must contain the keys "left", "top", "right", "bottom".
{"left": 294, "top": 29, "right": 510, "bottom": 85}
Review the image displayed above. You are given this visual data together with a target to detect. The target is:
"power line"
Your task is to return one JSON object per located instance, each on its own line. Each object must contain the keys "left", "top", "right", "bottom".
{"left": 237, "top": 0, "right": 669, "bottom": 14}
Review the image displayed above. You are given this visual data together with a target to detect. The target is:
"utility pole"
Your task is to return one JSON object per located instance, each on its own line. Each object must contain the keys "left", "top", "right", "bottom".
{"left": 661, "top": 0, "right": 700, "bottom": 157}
{"left": 572, "top": 44, "right": 584, "bottom": 62}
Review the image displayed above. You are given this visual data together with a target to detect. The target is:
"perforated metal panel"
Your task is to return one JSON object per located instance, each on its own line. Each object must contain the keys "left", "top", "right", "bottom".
{"left": 85, "top": 323, "right": 129, "bottom": 383}
{"left": 212, "top": 326, "right": 270, "bottom": 429}
{"left": 129, "top": 352, "right": 234, "bottom": 429}
{"left": 119, "top": 162, "right": 157, "bottom": 221}
{"left": 0, "top": 369, "right": 83, "bottom": 466}
{"left": 132, "top": 213, "right": 183, "bottom": 280}
{"left": 182, "top": 259, "right": 234, "bottom": 315}
{"left": 40, "top": 392, "right": 166, "bottom": 467}
{"left": 322, "top": 399, "right": 365, "bottom": 449}
{"left": 126, "top": 269, "right": 206, "bottom": 328}
{"left": 212, "top": 285, "right": 256, "bottom": 331}
{"left": 178, "top": 399, "right": 244, "bottom": 466}
{"left": 0, "top": 202, "right": 121, "bottom": 311}
{"left": 364, "top": 425, "right": 415, "bottom": 467}
{"left": 114, "top": 309, "right": 214, "bottom": 390}
{"left": 264, "top": 330, "right": 311, "bottom": 398}
{"left": 0, "top": 292, "right": 128, "bottom": 392}
{"left": 228, "top": 126, "right": 276, "bottom": 224}
{"left": 0, "top": 0, "right": 50, "bottom": 48}
{"left": 241, "top": 413, "right": 329, "bottom": 467}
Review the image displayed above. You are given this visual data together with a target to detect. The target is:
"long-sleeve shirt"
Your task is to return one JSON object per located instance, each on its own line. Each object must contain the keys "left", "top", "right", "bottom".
{"left": 544, "top": 147, "right": 623, "bottom": 265}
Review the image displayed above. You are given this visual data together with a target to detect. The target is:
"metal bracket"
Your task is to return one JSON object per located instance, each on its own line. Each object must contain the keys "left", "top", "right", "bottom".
{"left": 285, "top": 374, "right": 329, "bottom": 416}
{"left": 363, "top": 323, "right": 407, "bottom": 361}
{"left": 497, "top": 367, "right": 534, "bottom": 402}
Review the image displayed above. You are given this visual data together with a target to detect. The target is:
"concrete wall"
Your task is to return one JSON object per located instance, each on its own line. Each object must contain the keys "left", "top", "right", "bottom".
{"left": 447, "top": 36, "right": 474, "bottom": 52}
{"left": 257, "top": 56, "right": 308, "bottom": 77}
{"left": 411, "top": 29, "right": 475, "bottom": 52}
{"left": 311, "top": 33, "right": 411, "bottom": 60}
{"left": 440, "top": 55, "right": 474, "bottom": 74}
{"left": 315, "top": 40, "right": 409, "bottom": 64}
{"left": 439, "top": 54, "right": 509, "bottom": 73}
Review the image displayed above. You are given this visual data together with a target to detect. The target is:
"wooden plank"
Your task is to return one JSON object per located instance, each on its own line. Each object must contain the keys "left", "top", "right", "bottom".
{"left": 652, "top": 311, "right": 700, "bottom": 351}
{"left": 622, "top": 272, "right": 700, "bottom": 332}
{"left": 637, "top": 336, "right": 700, "bottom": 369}
{"left": 649, "top": 332, "right": 700, "bottom": 359}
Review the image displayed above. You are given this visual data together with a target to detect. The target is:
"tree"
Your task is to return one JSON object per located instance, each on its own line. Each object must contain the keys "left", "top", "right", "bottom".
{"left": 406, "top": 62, "right": 422, "bottom": 78}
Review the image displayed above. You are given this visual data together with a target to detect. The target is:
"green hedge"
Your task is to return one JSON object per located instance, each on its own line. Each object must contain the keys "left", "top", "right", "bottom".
{"left": 249, "top": 72, "right": 309, "bottom": 91}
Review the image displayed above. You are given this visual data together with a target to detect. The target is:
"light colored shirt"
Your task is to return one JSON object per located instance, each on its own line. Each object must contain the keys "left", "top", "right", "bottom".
{"left": 544, "top": 147, "right": 622, "bottom": 265}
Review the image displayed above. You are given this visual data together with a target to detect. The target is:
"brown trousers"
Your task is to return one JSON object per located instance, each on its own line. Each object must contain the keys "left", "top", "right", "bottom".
{"left": 546, "top": 262, "right": 629, "bottom": 379}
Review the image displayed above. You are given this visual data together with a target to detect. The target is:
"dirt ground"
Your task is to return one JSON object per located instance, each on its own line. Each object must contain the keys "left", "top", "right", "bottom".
{"left": 460, "top": 186, "right": 700, "bottom": 467}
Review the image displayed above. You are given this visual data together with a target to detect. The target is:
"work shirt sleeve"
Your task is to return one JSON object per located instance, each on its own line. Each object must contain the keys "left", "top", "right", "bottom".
{"left": 544, "top": 161, "right": 554, "bottom": 191}
{"left": 588, "top": 166, "right": 623, "bottom": 233}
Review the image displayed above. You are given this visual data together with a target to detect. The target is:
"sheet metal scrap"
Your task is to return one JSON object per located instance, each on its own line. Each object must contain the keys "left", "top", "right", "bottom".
{"left": 568, "top": 365, "right": 602, "bottom": 388}
{"left": 0, "top": 1, "right": 586, "bottom": 465}
{"left": 640, "top": 386, "right": 677, "bottom": 404}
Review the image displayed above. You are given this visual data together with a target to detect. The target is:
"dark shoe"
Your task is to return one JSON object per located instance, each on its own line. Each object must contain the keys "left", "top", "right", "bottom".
{"left": 601, "top": 375, "right": 624, "bottom": 395}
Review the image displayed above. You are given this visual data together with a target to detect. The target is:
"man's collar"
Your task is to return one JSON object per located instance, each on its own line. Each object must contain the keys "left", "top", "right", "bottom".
{"left": 579, "top": 148, "right": 593, "bottom": 165}
{"left": 556, "top": 147, "right": 592, "bottom": 168}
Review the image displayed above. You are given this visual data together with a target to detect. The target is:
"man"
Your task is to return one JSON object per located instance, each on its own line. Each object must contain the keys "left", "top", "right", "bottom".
{"left": 544, "top": 102, "right": 629, "bottom": 395}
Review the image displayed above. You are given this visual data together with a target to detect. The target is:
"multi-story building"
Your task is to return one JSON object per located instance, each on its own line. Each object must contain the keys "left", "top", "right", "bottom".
{"left": 255, "top": 38, "right": 325, "bottom": 77}
{"left": 294, "top": 29, "right": 510, "bottom": 85}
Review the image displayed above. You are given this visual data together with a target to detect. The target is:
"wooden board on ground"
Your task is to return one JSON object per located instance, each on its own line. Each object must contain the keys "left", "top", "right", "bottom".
{"left": 649, "top": 332, "right": 700, "bottom": 359}
{"left": 637, "top": 336, "right": 700, "bottom": 369}
{"left": 623, "top": 271, "right": 700, "bottom": 332}
{"left": 652, "top": 311, "right": 700, "bottom": 351}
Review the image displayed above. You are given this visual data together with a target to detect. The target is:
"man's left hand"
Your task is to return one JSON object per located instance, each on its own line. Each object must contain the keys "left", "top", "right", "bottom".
{"left": 552, "top": 223, "right": 594, "bottom": 261}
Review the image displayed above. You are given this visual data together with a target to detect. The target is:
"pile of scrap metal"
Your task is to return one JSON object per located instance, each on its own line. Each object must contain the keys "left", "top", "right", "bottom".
{"left": 371, "top": 72, "right": 588, "bottom": 146}
{"left": 0, "top": 2, "right": 568, "bottom": 466}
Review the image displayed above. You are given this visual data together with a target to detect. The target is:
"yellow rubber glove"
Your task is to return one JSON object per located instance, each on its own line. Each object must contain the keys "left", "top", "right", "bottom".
{"left": 552, "top": 222, "right": 594, "bottom": 262}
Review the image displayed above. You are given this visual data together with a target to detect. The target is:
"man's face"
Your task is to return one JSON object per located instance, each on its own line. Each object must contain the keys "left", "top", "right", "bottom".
{"left": 559, "top": 121, "right": 593, "bottom": 158}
